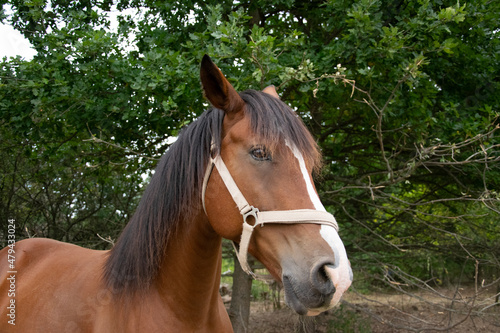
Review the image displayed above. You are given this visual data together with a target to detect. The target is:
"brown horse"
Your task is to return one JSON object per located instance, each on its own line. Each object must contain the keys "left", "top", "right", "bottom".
{"left": 0, "top": 55, "right": 352, "bottom": 332}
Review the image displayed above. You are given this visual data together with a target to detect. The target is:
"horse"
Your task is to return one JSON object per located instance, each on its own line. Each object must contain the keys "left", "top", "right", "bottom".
{"left": 0, "top": 55, "right": 352, "bottom": 332}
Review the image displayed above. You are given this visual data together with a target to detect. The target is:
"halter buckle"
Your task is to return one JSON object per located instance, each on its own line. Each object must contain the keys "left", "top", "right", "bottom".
{"left": 242, "top": 206, "right": 259, "bottom": 226}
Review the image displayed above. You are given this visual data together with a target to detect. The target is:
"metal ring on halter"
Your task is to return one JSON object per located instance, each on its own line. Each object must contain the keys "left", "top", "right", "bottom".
{"left": 242, "top": 206, "right": 259, "bottom": 226}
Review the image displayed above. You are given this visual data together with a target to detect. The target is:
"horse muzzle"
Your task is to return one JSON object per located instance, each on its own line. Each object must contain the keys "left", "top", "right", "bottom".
{"left": 282, "top": 258, "right": 353, "bottom": 316}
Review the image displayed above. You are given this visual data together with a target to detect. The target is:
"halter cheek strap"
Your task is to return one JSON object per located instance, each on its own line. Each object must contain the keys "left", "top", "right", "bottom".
{"left": 202, "top": 154, "right": 339, "bottom": 280}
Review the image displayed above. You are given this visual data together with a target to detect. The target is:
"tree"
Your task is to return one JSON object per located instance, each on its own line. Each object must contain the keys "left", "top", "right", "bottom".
{"left": 1, "top": 0, "right": 499, "bottom": 331}
{"left": 228, "top": 251, "right": 252, "bottom": 333}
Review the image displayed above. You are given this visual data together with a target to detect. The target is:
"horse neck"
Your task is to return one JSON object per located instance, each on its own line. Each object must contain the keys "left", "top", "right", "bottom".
{"left": 154, "top": 210, "right": 224, "bottom": 322}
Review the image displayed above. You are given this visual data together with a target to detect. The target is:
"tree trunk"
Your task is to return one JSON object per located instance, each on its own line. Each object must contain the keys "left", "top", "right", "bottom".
{"left": 229, "top": 253, "right": 253, "bottom": 333}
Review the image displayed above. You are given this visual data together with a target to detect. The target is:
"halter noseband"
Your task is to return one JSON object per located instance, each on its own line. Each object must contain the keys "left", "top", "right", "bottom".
{"left": 202, "top": 153, "right": 339, "bottom": 280}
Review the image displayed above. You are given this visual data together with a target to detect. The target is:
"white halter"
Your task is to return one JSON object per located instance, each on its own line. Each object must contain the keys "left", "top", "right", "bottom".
{"left": 202, "top": 153, "right": 339, "bottom": 280}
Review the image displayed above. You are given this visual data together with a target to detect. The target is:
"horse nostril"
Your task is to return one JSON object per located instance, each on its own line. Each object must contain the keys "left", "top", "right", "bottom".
{"left": 311, "top": 262, "right": 336, "bottom": 296}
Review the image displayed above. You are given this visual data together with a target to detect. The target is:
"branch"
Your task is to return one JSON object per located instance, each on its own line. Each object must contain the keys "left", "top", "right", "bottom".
{"left": 83, "top": 135, "right": 160, "bottom": 163}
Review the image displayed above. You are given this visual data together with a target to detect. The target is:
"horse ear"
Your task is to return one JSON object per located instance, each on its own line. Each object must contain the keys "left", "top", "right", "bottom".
{"left": 262, "top": 85, "right": 280, "bottom": 99}
{"left": 200, "top": 55, "right": 245, "bottom": 115}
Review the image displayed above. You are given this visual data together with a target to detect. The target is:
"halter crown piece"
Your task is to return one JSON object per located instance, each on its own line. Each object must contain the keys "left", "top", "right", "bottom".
{"left": 202, "top": 151, "right": 339, "bottom": 281}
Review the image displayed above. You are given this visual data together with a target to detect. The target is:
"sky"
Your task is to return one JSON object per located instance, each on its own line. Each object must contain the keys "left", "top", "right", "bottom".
{"left": 0, "top": 23, "right": 36, "bottom": 60}
{"left": 0, "top": 5, "right": 139, "bottom": 61}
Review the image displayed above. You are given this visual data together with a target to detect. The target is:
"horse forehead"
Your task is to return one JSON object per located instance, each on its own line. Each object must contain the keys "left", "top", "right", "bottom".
{"left": 223, "top": 114, "right": 254, "bottom": 143}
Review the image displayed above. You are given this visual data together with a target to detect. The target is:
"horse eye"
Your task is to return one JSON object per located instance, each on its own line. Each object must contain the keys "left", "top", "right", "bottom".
{"left": 250, "top": 146, "right": 271, "bottom": 161}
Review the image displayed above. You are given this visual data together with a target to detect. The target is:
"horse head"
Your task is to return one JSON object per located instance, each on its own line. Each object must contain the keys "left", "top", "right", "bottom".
{"left": 201, "top": 55, "right": 352, "bottom": 316}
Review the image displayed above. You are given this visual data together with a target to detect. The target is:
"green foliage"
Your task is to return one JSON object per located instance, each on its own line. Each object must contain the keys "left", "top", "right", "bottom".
{"left": 1, "top": 0, "right": 499, "bottom": 289}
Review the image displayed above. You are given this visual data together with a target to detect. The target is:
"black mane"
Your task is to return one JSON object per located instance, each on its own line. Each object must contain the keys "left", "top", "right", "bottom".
{"left": 103, "top": 90, "right": 321, "bottom": 294}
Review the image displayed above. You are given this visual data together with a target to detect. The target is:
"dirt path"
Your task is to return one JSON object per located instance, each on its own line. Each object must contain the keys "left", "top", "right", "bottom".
{"left": 247, "top": 286, "right": 500, "bottom": 332}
